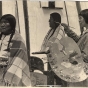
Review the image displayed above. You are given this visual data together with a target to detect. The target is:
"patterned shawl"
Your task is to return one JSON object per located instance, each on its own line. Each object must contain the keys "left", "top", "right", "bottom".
{"left": 0, "top": 30, "right": 30, "bottom": 86}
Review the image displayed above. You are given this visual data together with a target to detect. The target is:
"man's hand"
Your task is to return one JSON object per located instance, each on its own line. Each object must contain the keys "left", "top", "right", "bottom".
{"left": 83, "top": 55, "right": 88, "bottom": 63}
{"left": 61, "top": 23, "right": 70, "bottom": 32}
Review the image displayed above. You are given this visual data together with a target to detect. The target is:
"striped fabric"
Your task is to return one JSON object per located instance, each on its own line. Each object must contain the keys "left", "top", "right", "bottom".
{"left": 0, "top": 30, "right": 30, "bottom": 86}
{"left": 64, "top": 28, "right": 80, "bottom": 43}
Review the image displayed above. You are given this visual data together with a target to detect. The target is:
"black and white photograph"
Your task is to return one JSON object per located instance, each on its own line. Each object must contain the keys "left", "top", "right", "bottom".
{"left": 0, "top": 0, "right": 88, "bottom": 87}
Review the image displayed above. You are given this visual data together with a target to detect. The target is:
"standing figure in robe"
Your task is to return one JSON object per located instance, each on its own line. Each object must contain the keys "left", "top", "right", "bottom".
{"left": 41, "top": 12, "right": 67, "bottom": 86}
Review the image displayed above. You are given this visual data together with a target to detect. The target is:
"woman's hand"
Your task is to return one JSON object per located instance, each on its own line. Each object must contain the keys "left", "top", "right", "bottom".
{"left": 81, "top": 53, "right": 88, "bottom": 63}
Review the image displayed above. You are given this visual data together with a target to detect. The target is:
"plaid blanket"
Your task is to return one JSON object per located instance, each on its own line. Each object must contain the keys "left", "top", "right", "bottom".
{"left": 0, "top": 30, "right": 30, "bottom": 86}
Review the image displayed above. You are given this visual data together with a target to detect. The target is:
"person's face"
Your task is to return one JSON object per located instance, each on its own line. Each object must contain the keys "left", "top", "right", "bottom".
{"left": 79, "top": 16, "right": 86, "bottom": 28}
{"left": 0, "top": 19, "right": 11, "bottom": 34}
{"left": 49, "top": 16, "right": 55, "bottom": 29}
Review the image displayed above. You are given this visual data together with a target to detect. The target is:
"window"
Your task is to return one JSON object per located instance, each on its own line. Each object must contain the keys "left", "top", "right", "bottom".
{"left": 49, "top": 1, "right": 55, "bottom": 8}
{"left": 41, "top": 1, "right": 63, "bottom": 9}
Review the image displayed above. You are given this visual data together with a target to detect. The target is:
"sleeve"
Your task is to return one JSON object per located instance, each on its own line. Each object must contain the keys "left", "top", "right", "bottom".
{"left": 81, "top": 35, "right": 88, "bottom": 63}
{"left": 40, "top": 29, "right": 51, "bottom": 51}
{"left": 64, "top": 27, "right": 80, "bottom": 43}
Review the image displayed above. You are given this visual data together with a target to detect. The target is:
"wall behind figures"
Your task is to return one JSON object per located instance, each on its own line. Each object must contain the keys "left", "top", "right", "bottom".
{"left": 65, "top": 2, "right": 80, "bottom": 35}
{"left": 2, "top": 1, "right": 15, "bottom": 16}
{"left": 80, "top": 2, "right": 88, "bottom": 10}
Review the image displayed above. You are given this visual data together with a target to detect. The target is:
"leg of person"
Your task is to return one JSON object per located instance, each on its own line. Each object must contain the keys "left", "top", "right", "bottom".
{"left": 61, "top": 80, "right": 67, "bottom": 87}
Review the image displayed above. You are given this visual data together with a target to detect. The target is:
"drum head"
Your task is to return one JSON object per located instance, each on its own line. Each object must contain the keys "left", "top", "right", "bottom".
{"left": 48, "top": 36, "right": 87, "bottom": 82}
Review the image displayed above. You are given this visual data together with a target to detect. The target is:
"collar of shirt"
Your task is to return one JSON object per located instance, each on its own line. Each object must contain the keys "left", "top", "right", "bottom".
{"left": 83, "top": 29, "right": 88, "bottom": 35}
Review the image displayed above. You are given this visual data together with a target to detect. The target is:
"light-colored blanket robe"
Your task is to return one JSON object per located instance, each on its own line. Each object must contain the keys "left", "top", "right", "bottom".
{"left": 0, "top": 30, "right": 30, "bottom": 86}
{"left": 41, "top": 24, "right": 65, "bottom": 51}
{"left": 41, "top": 25, "right": 67, "bottom": 86}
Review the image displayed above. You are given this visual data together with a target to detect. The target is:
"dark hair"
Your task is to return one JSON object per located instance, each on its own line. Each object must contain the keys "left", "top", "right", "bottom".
{"left": 79, "top": 9, "right": 88, "bottom": 24}
{"left": 30, "top": 56, "right": 44, "bottom": 72}
{"left": 50, "top": 12, "right": 61, "bottom": 23}
{"left": 0, "top": 14, "right": 16, "bottom": 49}
{"left": 0, "top": 14, "right": 16, "bottom": 32}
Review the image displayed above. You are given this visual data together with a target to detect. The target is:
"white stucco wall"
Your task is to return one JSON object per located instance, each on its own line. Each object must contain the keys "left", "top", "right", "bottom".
{"left": 80, "top": 1, "right": 88, "bottom": 10}
{"left": 65, "top": 1, "right": 80, "bottom": 35}
{"left": 2, "top": 0, "right": 15, "bottom": 16}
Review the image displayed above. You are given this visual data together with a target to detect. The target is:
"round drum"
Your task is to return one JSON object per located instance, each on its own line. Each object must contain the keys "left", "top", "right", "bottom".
{"left": 47, "top": 36, "right": 87, "bottom": 82}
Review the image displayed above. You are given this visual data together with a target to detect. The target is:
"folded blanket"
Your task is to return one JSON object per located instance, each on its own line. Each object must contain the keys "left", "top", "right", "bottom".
{"left": 0, "top": 31, "right": 30, "bottom": 86}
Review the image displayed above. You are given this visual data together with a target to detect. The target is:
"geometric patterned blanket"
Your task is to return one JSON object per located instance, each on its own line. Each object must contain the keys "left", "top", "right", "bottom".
{"left": 0, "top": 30, "right": 30, "bottom": 86}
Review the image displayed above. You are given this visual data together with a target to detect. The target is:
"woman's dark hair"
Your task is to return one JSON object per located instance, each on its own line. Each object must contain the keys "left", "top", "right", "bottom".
{"left": 50, "top": 12, "right": 61, "bottom": 28}
{"left": 79, "top": 9, "right": 88, "bottom": 24}
{"left": 0, "top": 14, "right": 16, "bottom": 32}
{"left": 50, "top": 12, "right": 61, "bottom": 23}
{"left": 0, "top": 14, "right": 16, "bottom": 49}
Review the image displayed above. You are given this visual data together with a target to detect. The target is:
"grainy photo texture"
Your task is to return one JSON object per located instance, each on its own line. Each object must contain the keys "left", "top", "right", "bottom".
{"left": 0, "top": 0, "right": 88, "bottom": 87}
